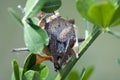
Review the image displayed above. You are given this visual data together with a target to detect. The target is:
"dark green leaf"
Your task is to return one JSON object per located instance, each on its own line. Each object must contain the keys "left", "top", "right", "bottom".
{"left": 24, "top": 0, "right": 47, "bottom": 18}
{"left": 110, "top": 6, "right": 120, "bottom": 27}
{"left": 24, "top": 70, "right": 40, "bottom": 80}
{"left": 31, "top": 64, "right": 49, "bottom": 80}
{"left": 76, "top": 0, "right": 95, "bottom": 21}
{"left": 108, "top": 30, "right": 120, "bottom": 39}
{"left": 23, "top": 54, "right": 36, "bottom": 74}
{"left": 8, "top": 8, "right": 23, "bottom": 26}
{"left": 12, "top": 60, "right": 20, "bottom": 80}
{"left": 41, "top": 0, "right": 62, "bottom": 13}
{"left": 23, "top": 22, "right": 49, "bottom": 53}
{"left": 82, "top": 66, "right": 94, "bottom": 80}
{"left": 88, "top": 2, "right": 115, "bottom": 28}
{"left": 67, "top": 70, "right": 79, "bottom": 80}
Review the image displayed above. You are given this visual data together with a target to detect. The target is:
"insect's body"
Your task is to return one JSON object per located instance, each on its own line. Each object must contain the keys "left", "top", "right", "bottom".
{"left": 44, "top": 16, "right": 78, "bottom": 70}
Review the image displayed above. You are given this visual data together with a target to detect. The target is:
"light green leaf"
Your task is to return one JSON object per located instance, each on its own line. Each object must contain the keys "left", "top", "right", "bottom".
{"left": 67, "top": 70, "right": 79, "bottom": 80}
{"left": 108, "top": 30, "right": 120, "bottom": 39}
{"left": 31, "top": 64, "right": 49, "bottom": 80}
{"left": 110, "top": 6, "right": 120, "bottom": 27}
{"left": 23, "top": 22, "right": 49, "bottom": 53}
{"left": 76, "top": 0, "right": 95, "bottom": 21}
{"left": 24, "top": 0, "right": 47, "bottom": 18}
{"left": 82, "top": 66, "right": 94, "bottom": 80}
{"left": 110, "top": 0, "right": 119, "bottom": 7}
{"left": 23, "top": 54, "right": 36, "bottom": 74}
{"left": 24, "top": 70, "right": 40, "bottom": 80}
{"left": 8, "top": 8, "right": 23, "bottom": 26}
{"left": 12, "top": 68, "right": 23, "bottom": 80}
{"left": 12, "top": 60, "right": 20, "bottom": 80}
{"left": 88, "top": 2, "right": 115, "bottom": 28}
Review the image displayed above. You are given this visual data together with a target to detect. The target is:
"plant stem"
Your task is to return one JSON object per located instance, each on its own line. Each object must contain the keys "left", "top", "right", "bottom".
{"left": 55, "top": 26, "right": 102, "bottom": 80}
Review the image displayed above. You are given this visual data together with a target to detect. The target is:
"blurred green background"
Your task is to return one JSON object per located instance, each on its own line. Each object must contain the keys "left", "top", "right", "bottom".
{"left": 0, "top": 0, "right": 120, "bottom": 80}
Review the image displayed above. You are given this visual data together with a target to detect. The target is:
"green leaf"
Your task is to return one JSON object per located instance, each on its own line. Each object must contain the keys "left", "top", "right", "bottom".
{"left": 8, "top": 8, "right": 23, "bottom": 26}
{"left": 31, "top": 17, "right": 39, "bottom": 25}
{"left": 31, "top": 64, "right": 49, "bottom": 80}
{"left": 24, "top": 0, "right": 47, "bottom": 18}
{"left": 23, "top": 22, "right": 49, "bottom": 53}
{"left": 110, "top": 0, "right": 119, "bottom": 7}
{"left": 41, "top": 0, "right": 62, "bottom": 13}
{"left": 82, "top": 66, "right": 94, "bottom": 80}
{"left": 12, "top": 60, "right": 20, "bottom": 80}
{"left": 118, "top": 58, "right": 120, "bottom": 64}
{"left": 23, "top": 54, "right": 36, "bottom": 74}
{"left": 24, "top": 70, "right": 40, "bottom": 80}
{"left": 24, "top": 0, "right": 61, "bottom": 18}
{"left": 12, "top": 68, "right": 23, "bottom": 80}
{"left": 108, "top": 30, "right": 120, "bottom": 39}
{"left": 67, "top": 70, "right": 79, "bottom": 80}
{"left": 111, "top": 19, "right": 120, "bottom": 26}
{"left": 110, "top": 6, "right": 120, "bottom": 27}
{"left": 88, "top": 2, "right": 115, "bottom": 28}
{"left": 79, "top": 68, "right": 85, "bottom": 80}
{"left": 76, "top": 0, "right": 95, "bottom": 21}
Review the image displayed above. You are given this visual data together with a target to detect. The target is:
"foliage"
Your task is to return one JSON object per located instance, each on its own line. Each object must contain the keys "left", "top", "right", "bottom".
{"left": 9, "top": 0, "right": 120, "bottom": 80}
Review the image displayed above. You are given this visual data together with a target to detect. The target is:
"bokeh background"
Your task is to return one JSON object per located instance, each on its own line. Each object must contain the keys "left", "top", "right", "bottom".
{"left": 0, "top": 0, "right": 120, "bottom": 80}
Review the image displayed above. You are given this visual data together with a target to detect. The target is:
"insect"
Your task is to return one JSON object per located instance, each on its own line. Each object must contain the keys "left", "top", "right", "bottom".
{"left": 38, "top": 12, "right": 81, "bottom": 71}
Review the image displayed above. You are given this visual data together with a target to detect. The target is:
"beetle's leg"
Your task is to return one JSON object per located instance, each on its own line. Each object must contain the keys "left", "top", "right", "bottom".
{"left": 36, "top": 54, "right": 53, "bottom": 64}
{"left": 78, "top": 38, "right": 85, "bottom": 42}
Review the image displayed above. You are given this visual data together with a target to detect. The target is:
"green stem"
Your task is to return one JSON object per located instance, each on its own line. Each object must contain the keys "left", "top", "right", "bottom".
{"left": 55, "top": 26, "right": 102, "bottom": 80}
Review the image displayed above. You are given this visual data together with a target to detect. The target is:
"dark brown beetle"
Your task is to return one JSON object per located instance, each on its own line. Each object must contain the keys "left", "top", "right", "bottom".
{"left": 44, "top": 15, "right": 78, "bottom": 70}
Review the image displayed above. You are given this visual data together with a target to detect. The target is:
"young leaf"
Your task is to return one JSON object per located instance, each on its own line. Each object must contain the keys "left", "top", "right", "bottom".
{"left": 23, "top": 54, "right": 36, "bottom": 74}
{"left": 31, "top": 64, "right": 49, "bottom": 80}
{"left": 107, "top": 30, "right": 120, "bottom": 39}
{"left": 67, "top": 70, "right": 79, "bottom": 80}
{"left": 8, "top": 8, "right": 23, "bottom": 26}
{"left": 76, "top": 0, "right": 95, "bottom": 21}
{"left": 12, "top": 60, "right": 20, "bottom": 80}
{"left": 82, "top": 66, "right": 94, "bottom": 80}
{"left": 24, "top": 70, "right": 40, "bottom": 80}
{"left": 88, "top": 2, "right": 115, "bottom": 28}
{"left": 23, "top": 22, "right": 49, "bottom": 53}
